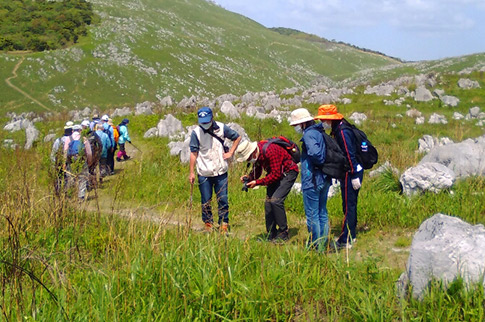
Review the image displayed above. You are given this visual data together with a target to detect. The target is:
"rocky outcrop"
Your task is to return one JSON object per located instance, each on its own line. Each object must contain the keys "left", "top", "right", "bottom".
{"left": 400, "top": 162, "right": 455, "bottom": 196}
{"left": 398, "top": 214, "right": 485, "bottom": 299}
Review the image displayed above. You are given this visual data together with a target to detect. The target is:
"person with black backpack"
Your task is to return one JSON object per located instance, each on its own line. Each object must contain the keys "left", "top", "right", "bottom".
{"left": 289, "top": 108, "right": 333, "bottom": 251}
{"left": 235, "top": 138, "right": 299, "bottom": 242}
{"left": 315, "top": 104, "right": 368, "bottom": 249}
{"left": 65, "top": 124, "right": 93, "bottom": 200}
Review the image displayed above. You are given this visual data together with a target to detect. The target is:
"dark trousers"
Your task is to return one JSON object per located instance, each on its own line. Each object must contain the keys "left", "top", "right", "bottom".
{"left": 337, "top": 171, "right": 364, "bottom": 244}
{"left": 198, "top": 172, "right": 229, "bottom": 225}
{"left": 107, "top": 148, "right": 115, "bottom": 174}
{"left": 265, "top": 170, "right": 298, "bottom": 236}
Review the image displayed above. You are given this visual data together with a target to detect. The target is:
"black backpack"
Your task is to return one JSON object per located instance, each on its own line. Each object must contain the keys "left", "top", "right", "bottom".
{"left": 341, "top": 120, "right": 378, "bottom": 170}
{"left": 317, "top": 129, "right": 350, "bottom": 179}
{"left": 262, "top": 136, "right": 301, "bottom": 164}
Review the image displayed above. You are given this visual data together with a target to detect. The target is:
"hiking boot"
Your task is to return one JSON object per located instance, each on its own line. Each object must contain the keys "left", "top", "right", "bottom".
{"left": 116, "top": 157, "right": 122, "bottom": 162}
{"left": 220, "top": 222, "right": 229, "bottom": 234}
{"left": 272, "top": 230, "right": 289, "bottom": 243}
{"left": 334, "top": 240, "right": 353, "bottom": 250}
{"left": 124, "top": 156, "right": 131, "bottom": 160}
{"left": 204, "top": 222, "right": 213, "bottom": 233}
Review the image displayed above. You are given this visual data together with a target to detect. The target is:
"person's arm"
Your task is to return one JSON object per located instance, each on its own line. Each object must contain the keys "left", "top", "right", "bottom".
{"left": 222, "top": 125, "right": 241, "bottom": 160}
{"left": 255, "top": 145, "right": 284, "bottom": 186}
{"left": 84, "top": 138, "right": 93, "bottom": 165}
{"left": 188, "top": 131, "right": 199, "bottom": 184}
{"left": 339, "top": 128, "right": 362, "bottom": 176}
{"left": 304, "top": 130, "right": 326, "bottom": 166}
{"left": 125, "top": 127, "right": 131, "bottom": 143}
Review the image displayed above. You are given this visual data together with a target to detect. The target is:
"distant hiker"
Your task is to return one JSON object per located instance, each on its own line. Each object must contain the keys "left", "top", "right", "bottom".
{"left": 50, "top": 121, "right": 74, "bottom": 194}
{"left": 90, "top": 114, "right": 100, "bottom": 131}
{"left": 65, "top": 124, "right": 92, "bottom": 200}
{"left": 235, "top": 139, "right": 299, "bottom": 242}
{"left": 116, "top": 118, "right": 131, "bottom": 162}
{"left": 315, "top": 104, "right": 363, "bottom": 249}
{"left": 101, "top": 114, "right": 115, "bottom": 175}
{"left": 289, "top": 108, "right": 332, "bottom": 251}
{"left": 95, "top": 123, "right": 112, "bottom": 178}
{"left": 83, "top": 120, "right": 102, "bottom": 188}
{"left": 188, "top": 107, "right": 241, "bottom": 233}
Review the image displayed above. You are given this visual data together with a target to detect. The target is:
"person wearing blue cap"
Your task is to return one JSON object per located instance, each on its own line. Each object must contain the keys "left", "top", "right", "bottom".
{"left": 189, "top": 107, "right": 242, "bottom": 233}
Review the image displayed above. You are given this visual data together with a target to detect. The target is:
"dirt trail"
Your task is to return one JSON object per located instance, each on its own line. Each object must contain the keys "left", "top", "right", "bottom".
{"left": 5, "top": 56, "right": 53, "bottom": 112}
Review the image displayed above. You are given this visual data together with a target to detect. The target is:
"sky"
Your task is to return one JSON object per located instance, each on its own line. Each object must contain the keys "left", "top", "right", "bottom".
{"left": 213, "top": 0, "right": 485, "bottom": 62}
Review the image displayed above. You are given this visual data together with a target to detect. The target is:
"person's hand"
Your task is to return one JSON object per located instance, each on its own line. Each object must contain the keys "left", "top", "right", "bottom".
{"left": 246, "top": 180, "right": 257, "bottom": 189}
{"left": 189, "top": 172, "right": 195, "bottom": 184}
{"left": 351, "top": 178, "right": 361, "bottom": 190}
{"left": 223, "top": 152, "right": 232, "bottom": 160}
{"left": 240, "top": 175, "right": 249, "bottom": 183}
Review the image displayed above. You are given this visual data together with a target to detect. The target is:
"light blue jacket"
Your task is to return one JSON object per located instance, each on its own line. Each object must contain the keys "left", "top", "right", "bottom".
{"left": 118, "top": 125, "right": 131, "bottom": 144}
{"left": 95, "top": 130, "right": 111, "bottom": 158}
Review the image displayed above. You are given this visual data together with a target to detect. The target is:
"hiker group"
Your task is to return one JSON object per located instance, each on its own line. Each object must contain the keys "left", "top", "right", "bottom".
{"left": 189, "top": 104, "right": 377, "bottom": 251}
{"left": 50, "top": 114, "right": 132, "bottom": 200}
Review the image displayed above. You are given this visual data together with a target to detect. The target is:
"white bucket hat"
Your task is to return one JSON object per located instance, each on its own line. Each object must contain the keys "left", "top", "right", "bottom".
{"left": 235, "top": 140, "right": 258, "bottom": 162}
{"left": 289, "top": 108, "right": 313, "bottom": 126}
{"left": 101, "top": 114, "right": 109, "bottom": 121}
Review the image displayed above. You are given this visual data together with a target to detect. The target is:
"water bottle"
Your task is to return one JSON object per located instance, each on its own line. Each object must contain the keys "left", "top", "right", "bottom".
{"left": 361, "top": 141, "right": 368, "bottom": 152}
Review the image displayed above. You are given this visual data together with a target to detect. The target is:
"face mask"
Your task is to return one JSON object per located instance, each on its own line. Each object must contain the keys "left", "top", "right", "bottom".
{"left": 322, "top": 121, "right": 332, "bottom": 130}
{"left": 200, "top": 122, "right": 212, "bottom": 130}
{"left": 294, "top": 125, "right": 303, "bottom": 134}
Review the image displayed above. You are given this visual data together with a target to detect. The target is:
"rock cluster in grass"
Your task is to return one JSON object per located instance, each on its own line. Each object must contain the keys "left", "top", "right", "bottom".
{"left": 398, "top": 213, "right": 485, "bottom": 299}
{"left": 400, "top": 162, "right": 456, "bottom": 196}
{"left": 417, "top": 135, "right": 454, "bottom": 154}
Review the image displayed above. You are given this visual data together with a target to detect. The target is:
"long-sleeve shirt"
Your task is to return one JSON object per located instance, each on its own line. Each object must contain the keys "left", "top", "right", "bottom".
{"left": 118, "top": 125, "right": 131, "bottom": 144}
{"left": 300, "top": 123, "right": 328, "bottom": 190}
{"left": 249, "top": 141, "right": 299, "bottom": 186}
{"left": 103, "top": 122, "right": 115, "bottom": 147}
{"left": 96, "top": 130, "right": 111, "bottom": 158}
{"left": 333, "top": 120, "right": 363, "bottom": 178}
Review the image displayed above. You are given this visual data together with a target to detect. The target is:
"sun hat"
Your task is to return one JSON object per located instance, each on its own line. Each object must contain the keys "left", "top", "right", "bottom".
{"left": 235, "top": 140, "right": 258, "bottom": 162}
{"left": 92, "top": 114, "right": 99, "bottom": 120}
{"left": 101, "top": 114, "right": 109, "bottom": 121}
{"left": 73, "top": 124, "right": 82, "bottom": 131}
{"left": 64, "top": 121, "right": 74, "bottom": 129}
{"left": 314, "top": 104, "right": 344, "bottom": 121}
{"left": 197, "top": 107, "right": 213, "bottom": 124}
{"left": 81, "top": 120, "right": 90, "bottom": 127}
{"left": 289, "top": 108, "right": 314, "bottom": 126}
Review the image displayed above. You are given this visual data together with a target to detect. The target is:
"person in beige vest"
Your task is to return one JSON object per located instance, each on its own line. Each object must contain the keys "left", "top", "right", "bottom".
{"left": 188, "top": 107, "right": 241, "bottom": 233}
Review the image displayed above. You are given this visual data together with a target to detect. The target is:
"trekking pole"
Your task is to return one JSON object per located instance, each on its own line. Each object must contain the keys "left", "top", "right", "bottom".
{"left": 129, "top": 142, "right": 142, "bottom": 153}
{"left": 189, "top": 181, "right": 194, "bottom": 211}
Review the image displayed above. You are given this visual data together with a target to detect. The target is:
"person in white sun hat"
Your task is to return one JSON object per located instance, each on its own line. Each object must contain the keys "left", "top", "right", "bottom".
{"left": 289, "top": 108, "right": 333, "bottom": 251}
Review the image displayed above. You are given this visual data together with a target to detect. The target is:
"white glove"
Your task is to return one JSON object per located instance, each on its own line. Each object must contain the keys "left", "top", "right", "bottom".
{"left": 351, "top": 178, "right": 361, "bottom": 190}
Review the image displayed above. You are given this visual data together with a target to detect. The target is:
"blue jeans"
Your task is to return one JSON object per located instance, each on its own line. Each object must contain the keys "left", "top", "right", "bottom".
{"left": 198, "top": 173, "right": 229, "bottom": 224}
{"left": 303, "top": 179, "right": 331, "bottom": 250}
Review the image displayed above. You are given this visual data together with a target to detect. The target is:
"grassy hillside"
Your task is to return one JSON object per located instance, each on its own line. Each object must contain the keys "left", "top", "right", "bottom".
{"left": 0, "top": 0, "right": 400, "bottom": 114}
{"left": 1, "top": 65, "right": 484, "bottom": 319}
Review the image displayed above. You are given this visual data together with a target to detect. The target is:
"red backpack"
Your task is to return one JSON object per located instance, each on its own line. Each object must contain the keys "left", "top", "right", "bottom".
{"left": 262, "top": 136, "right": 301, "bottom": 164}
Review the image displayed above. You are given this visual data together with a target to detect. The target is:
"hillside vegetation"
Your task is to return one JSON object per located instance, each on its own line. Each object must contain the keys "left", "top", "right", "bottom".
{"left": 1, "top": 63, "right": 484, "bottom": 320}
{"left": 0, "top": 0, "right": 96, "bottom": 51}
{"left": 0, "top": 0, "right": 400, "bottom": 114}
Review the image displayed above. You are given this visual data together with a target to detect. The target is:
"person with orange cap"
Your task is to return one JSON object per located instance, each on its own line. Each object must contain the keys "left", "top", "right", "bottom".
{"left": 315, "top": 104, "right": 363, "bottom": 249}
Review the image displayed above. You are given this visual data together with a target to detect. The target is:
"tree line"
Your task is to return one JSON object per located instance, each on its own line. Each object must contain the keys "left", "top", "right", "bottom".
{"left": 0, "top": 0, "right": 96, "bottom": 52}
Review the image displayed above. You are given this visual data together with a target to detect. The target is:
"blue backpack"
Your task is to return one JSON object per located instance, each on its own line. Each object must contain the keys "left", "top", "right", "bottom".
{"left": 67, "top": 139, "right": 85, "bottom": 162}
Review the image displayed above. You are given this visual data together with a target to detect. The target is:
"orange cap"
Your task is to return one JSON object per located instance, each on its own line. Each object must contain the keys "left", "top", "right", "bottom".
{"left": 314, "top": 104, "right": 344, "bottom": 120}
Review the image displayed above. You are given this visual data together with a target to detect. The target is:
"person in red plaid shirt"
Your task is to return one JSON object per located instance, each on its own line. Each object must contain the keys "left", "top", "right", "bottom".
{"left": 235, "top": 140, "right": 299, "bottom": 241}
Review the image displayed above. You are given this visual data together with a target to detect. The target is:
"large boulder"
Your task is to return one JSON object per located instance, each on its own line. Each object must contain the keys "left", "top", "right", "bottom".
{"left": 364, "top": 83, "right": 394, "bottom": 96}
{"left": 400, "top": 162, "right": 455, "bottom": 196}
{"left": 158, "top": 95, "right": 174, "bottom": 107}
{"left": 24, "top": 125, "right": 40, "bottom": 149}
{"left": 398, "top": 214, "right": 485, "bottom": 299}
{"left": 414, "top": 86, "right": 433, "bottom": 102}
{"left": 428, "top": 113, "right": 447, "bottom": 124}
{"left": 111, "top": 107, "right": 132, "bottom": 118}
{"left": 457, "top": 78, "right": 480, "bottom": 89}
{"left": 420, "top": 136, "right": 485, "bottom": 178}
{"left": 348, "top": 112, "right": 367, "bottom": 126}
{"left": 157, "top": 114, "right": 184, "bottom": 138}
{"left": 220, "top": 101, "right": 240, "bottom": 119}
{"left": 440, "top": 95, "right": 459, "bottom": 107}
{"left": 418, "top": 135, "right": 454, "bottom": 154}
{"left": 4, "top": 119, "right": 33, "bottom": 132}
{"left": 135, "top": 101, "right": 154, "bottom": 115}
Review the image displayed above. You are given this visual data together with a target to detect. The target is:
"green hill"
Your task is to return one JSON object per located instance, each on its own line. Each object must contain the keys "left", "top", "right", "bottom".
{"left": 0, "top": 0, "right": 400, "bottom": 114}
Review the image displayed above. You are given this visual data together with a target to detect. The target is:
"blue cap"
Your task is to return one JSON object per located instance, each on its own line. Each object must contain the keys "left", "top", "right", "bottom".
{"left": 197, "top": 107, "right": 213, "bottom": 124}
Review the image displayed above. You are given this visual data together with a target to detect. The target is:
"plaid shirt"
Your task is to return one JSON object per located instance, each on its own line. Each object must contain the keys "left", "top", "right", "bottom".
{"left": 248, "top": 141, "right": 299, "bottom": 186}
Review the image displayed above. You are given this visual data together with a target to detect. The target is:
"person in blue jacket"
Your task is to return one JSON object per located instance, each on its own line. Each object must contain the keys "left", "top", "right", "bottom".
{"left": 117, "top": 118, "right": 131, "bottom": 161}
{"left": 95, "top": 123, "right": 112, "bottom": 178}
{"left": 315, "top": 104, "right": 363, "bottom": 249}
{"left": 290, "top": 108, "right": 332, "bottom": 251}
